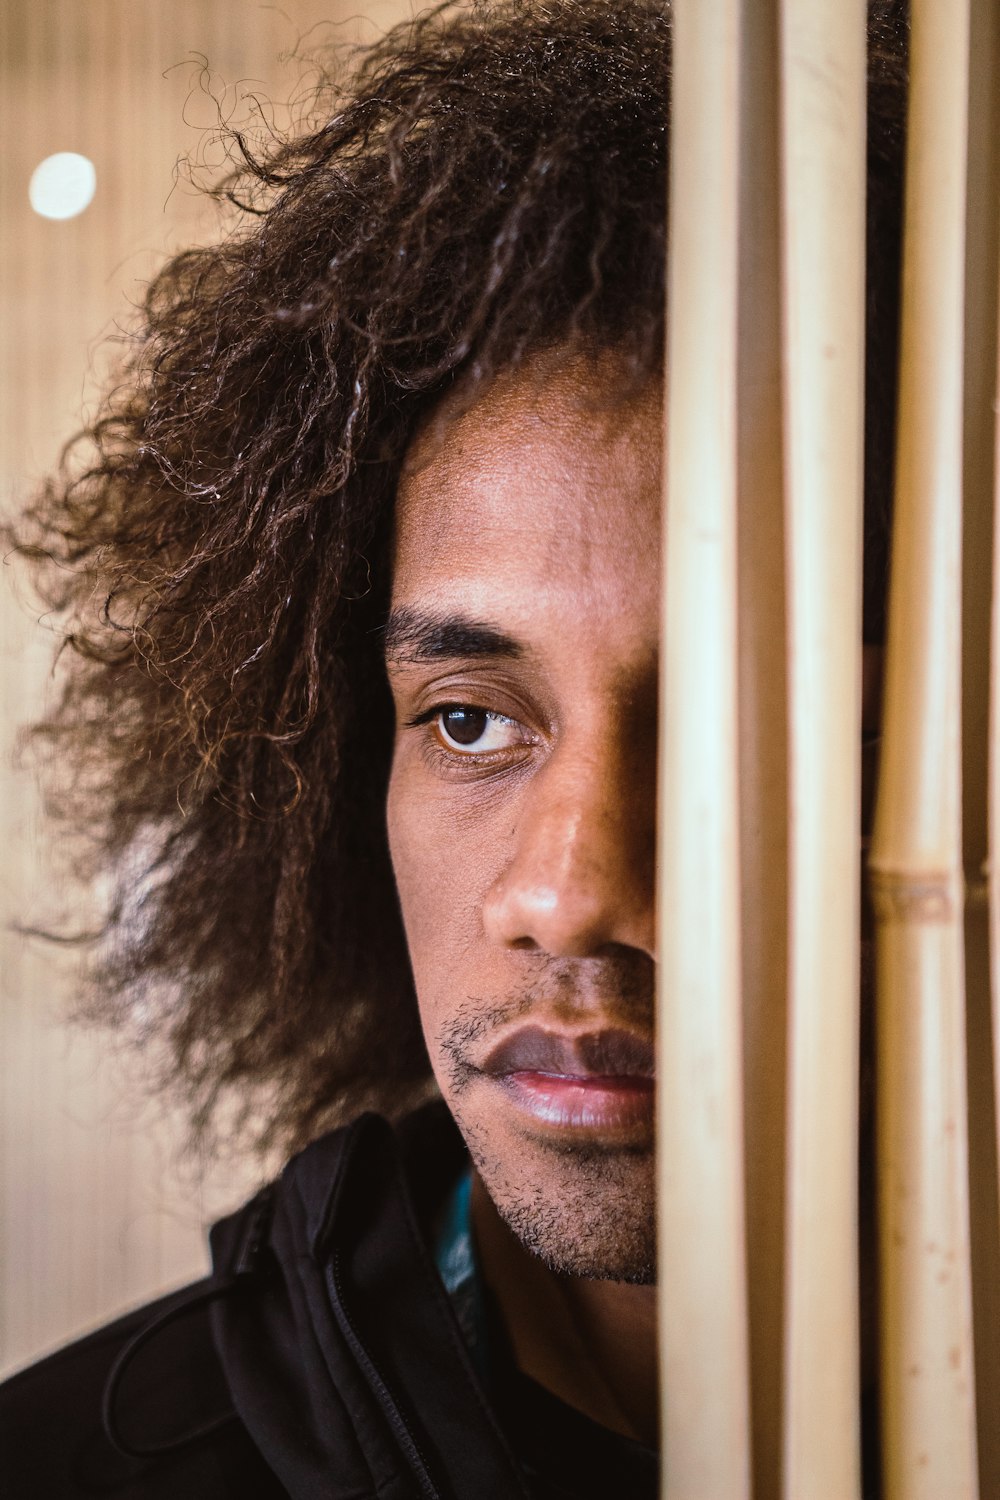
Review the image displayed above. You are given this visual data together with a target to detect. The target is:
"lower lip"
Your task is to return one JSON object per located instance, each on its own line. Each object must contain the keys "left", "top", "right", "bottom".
{"left": 497, "top": 1070, "right": 655, "bottom": 1134}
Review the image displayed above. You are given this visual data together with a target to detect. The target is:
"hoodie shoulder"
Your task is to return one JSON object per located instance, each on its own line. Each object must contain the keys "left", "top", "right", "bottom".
{"left": 0, "top": 1106, "right": 478, "bottom": 1500}
{"left": 0, "top": 1249, "right": 286, "bottom": 1498}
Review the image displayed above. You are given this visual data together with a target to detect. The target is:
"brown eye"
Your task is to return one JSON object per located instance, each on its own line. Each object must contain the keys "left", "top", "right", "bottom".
{"left": 440, "top": 707, "right": 490, "bottom": 746}
{"left": 434, "top": 705, "right": 526, "bottom": 754}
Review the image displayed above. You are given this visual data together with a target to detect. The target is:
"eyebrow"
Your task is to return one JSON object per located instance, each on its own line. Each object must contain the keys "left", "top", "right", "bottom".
{"left": 384, "top": 607, "right": 524, "bottom": 664}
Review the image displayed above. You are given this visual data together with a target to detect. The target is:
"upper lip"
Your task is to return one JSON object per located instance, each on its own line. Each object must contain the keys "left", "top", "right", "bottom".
{"left": 480, "top": 1026, "right": 655, "bottom": 1080}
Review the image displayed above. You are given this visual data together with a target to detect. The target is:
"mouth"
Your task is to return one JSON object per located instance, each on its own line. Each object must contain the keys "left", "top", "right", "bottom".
{"left": 479, "top": 1026, "right": 655, "bottom": 1138}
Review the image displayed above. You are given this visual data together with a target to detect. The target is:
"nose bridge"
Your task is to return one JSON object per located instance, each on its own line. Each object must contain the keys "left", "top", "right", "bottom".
{"left": 483, "top": 719, "right": 655, "bottom": 957}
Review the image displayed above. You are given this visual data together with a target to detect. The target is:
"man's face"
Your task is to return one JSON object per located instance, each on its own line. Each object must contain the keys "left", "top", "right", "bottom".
{"left": 386, "top": 354, "right": 661, "bottom": 1283}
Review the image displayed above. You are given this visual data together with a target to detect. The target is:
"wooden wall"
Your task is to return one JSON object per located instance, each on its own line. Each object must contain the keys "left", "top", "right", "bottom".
{"left": 0, "top": 0, "right": 412, "bottom": 1378}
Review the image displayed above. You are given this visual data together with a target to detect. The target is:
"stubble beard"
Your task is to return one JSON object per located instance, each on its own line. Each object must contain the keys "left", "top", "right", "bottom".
{"left": 456, "top": 1110, "right": 658, "bottom": 1285}
{"left": 437, "top": 971, "right": 658, "bottom": 1283}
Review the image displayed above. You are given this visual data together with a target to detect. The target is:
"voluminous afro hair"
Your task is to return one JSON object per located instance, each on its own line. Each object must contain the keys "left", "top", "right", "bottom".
{"left": 16, "top": 0, "right": 906, "bottom": 1155}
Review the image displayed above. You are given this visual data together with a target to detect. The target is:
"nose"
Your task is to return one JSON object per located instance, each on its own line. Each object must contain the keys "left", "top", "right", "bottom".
{"left": 481, "top": 730, "right": 656, "bottom": 959}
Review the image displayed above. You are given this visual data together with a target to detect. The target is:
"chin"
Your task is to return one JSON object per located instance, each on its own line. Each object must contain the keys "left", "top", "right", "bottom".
{"left": 461, "top": 1109, "right": 658, "bottom": 1284}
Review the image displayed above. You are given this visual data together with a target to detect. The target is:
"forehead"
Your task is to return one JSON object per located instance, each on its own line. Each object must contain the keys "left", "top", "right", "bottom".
{"left": 391, "top": 356, "right": 663, "bottom": 624}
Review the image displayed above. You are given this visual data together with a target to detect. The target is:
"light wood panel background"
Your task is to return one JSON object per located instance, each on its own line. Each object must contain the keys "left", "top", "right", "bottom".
{"left": 0, "top": 0, "right": 412, "bottom": 1380}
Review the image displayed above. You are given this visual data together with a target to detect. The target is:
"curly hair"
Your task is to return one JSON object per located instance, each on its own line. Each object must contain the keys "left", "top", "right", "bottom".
{"left": 15, "top": 0, "right": 907, "bottom": 1156}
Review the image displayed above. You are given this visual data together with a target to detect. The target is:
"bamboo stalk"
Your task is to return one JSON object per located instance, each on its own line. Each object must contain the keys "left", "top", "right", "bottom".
{"left": 867, "top": 0, "right": 978, "bottom": 1492}
{"left": 963, "top": 2, "right": 1000, "bottom": 1493}
{"left": 735, "top": 0, "right": 789, "bottom": 1492}
{"left": 989, "top": 145, "right": 1000, "bottom": 1500}
{"left": 959, "top": 2, "right": 1000, "bottom": 1488}
{"left": 776, "top": 2, "right": 866, "bottom": 1495}
{"left": 658, "top": 1, "right": 750, "bottom": 1495}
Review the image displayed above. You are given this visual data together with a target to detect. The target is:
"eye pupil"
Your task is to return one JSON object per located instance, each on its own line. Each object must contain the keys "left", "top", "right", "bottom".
{"left": 442, "top": 707, "right": 488, "bottom": 745}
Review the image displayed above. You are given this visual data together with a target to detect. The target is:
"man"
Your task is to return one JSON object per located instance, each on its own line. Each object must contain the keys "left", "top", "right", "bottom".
{"left": 1, "top": 1, "right": 906, "bottom": 1495}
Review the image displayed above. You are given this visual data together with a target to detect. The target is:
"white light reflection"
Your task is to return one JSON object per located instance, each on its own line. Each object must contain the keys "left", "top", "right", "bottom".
{"left": 28, "top": 152, "right": 97, "bottom": 221}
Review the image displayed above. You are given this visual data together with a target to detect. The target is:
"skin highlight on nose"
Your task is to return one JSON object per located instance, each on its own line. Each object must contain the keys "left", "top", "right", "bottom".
{"left": 482, "top": 790, "right": 656, "bottom": 959}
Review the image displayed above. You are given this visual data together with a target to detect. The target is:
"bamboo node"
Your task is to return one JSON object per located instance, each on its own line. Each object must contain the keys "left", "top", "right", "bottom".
{"left": 866, "top": 870, "right": 958, "bottom": 922}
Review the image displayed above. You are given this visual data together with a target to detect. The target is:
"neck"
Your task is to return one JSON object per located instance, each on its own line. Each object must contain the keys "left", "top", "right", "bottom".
{"left": 470, "top": 1173, "right": 659, "bottom": 1446}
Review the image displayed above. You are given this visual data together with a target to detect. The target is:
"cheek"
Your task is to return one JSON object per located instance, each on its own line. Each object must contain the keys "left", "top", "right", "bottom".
{"left": 386, "top": 755, "right": 535, "bottom": 1097}
{"left": 386, "top": 759, "right": 499, "bottom": 1015}
{"left": 385, "top": 760, "right": 432, "bottom": 951}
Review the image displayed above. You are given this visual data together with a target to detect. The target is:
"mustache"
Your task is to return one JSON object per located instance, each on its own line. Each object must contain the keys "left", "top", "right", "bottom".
{"left": 438, "top": 952, "right": 655, "bottom": 1093}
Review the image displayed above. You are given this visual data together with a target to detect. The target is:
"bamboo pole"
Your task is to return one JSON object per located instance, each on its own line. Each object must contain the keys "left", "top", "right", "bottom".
{"left": 867, "top": 0, "right": 978, "bottom": 1492}
{"left": 776, "top": 2, "right": 866, "bottom": 1494}
{"left": 658, "top": 0, "right": 750, "bottom": 1494}
{"left": 959, "top": 0, "right": 1000, "bottom": 1488}
{"left": 989, "top": 154, "right": 1000, "bottom": 1500}
{"left": 962, "top": 9, "right": 1000, "bottom": 1496}
{"left": 735, "top": 0, "right": 789, "bottom": 1492}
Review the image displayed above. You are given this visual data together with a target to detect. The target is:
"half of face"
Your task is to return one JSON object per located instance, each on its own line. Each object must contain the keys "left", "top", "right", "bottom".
{"left": 385, "top": 352, "right": 661, "bottom": 1283}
